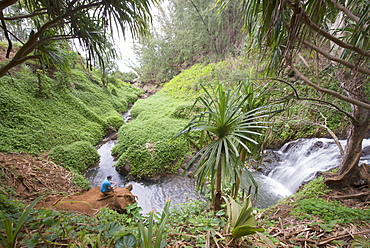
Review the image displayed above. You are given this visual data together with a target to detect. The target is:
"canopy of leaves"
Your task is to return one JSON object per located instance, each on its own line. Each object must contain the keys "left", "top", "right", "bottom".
{"left": 0, "top": 0, "right": 157, "bottom": 76}
{"left": 135, "top": 0, "right": 245, "bottom": 83}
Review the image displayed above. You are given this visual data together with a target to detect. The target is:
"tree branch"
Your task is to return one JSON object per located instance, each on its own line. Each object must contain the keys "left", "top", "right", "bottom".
{"left": 288, "top": 1, "right": 370, "bottom": 58}
{"left": 290, "top": 64, "right": 370, "bottom": 110}
{"left": 301, "top": 39, "right": 370, "bottom": 75}
{"left": 330, "top": 0, "right": 368, "bottom": 29}
{"left": 267, "top": 78, "right": 353, "bottom": 119}
{"left": 0, "top": 0, "right": 18, "bottom": 11}
{"left": 3, "top": 10, "right": 48, "bottom": 21}
{"left": 188, "top": 0, "right": 219, "bottom": 55}
{"left": 0, "top": 11, "right": 12, "bottom": 58}
{"left": 310, "top": 112, "right": 344, "bottom": 156}
{"left": 0, "top": 23, "right": 25, "bottom": 44}
{"left": 39, "top": 35, "right": 79, "bottom": 42}
{"left": 13, "top": 1, "right": 103, "bottom": 59}
{"left": 0, "top": 1, "right": 105, "bottom": 77}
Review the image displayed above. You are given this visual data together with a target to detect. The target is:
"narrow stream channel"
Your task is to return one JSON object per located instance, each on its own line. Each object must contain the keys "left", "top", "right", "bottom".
{"left": 85, "top": 137, "right": 370, "bottom": 214}
{"left": 85, "top": 140, "right": 205, "bottom": 214}
{"left": 85, "top": 109, "right": 370, "bottom": 214}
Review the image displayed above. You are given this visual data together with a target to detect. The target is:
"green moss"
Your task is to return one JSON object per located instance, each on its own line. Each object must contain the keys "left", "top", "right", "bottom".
{"left": 292, "top": 197, "right": 370, "bottom": 224}
{"left": 105, "top": 115, "right": 125, "bottom": 131}
{"left": 116, "top": 138, "right": 188, "bottom": 178}
{"left": 49, "top": 141, "right": 99, "bottom": 174}
{"left": 112, "top": 93, "right": 190, "bottom": 178}
{"left": 295, "top": 176, "right": 331, "bottom": 198}
{"left": 0, "top": 66, "right": 140, "bottom": 154}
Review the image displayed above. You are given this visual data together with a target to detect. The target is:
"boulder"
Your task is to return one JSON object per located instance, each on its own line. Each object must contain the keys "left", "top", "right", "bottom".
{"left": 37, "top": 185, "right": 136, "bottom": 216}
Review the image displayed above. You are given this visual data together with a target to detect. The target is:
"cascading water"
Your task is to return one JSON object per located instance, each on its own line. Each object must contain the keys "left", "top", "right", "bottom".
{"left": 264, "top": 138, "right": 370, "bottom": 193}
{"left": 85, "top": 107, "right": 370, "bottom": 211}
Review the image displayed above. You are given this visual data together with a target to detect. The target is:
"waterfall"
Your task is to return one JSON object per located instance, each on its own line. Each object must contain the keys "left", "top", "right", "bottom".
{"left": 265, "top": 138, "right": 370, "bottom": 193}
{"left": 86, "top": 136, "right": 370, "bottom": 211}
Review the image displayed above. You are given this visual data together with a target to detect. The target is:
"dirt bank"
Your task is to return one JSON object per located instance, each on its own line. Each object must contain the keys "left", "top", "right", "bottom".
{"left": 0, "top": 152, "right": 82, "bottom": 202}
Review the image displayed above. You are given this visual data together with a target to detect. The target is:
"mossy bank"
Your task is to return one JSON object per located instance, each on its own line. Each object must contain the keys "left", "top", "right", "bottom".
{"left": 0, "top": 62, "right": 141, "bottom": 181}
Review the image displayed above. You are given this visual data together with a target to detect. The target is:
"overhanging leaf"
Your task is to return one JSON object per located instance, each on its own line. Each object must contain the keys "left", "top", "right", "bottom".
{"left": 231, "top": 225, "right": 264, "bottom": 238}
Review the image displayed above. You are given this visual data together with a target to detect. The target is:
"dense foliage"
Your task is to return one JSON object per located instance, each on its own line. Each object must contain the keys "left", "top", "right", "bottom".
{"left": 112, "top": 92, "right": 190, "bottom": 178}
{"left": 1, "top": 173, "right": 368, "bottom": 247}
{"left": 0, "top": 0, "right": 157, "bottom": 77}
{"left": 1, "top": 0, "right": 369, "bottom": 246}
{"left": 113, "top": 57, "right": 351, "bottom": 179}
{"left": 135, "top": 0, "right": 245, "bottom": 83}
{"left": 49, "top": 141, "right": 100, "bottom": 174}
{"left": 0, "top": 61, "right": 141, "bottom": 155}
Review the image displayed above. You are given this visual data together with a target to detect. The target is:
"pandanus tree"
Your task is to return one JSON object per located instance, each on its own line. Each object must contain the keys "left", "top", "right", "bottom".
{"left": 218, "top": 0, "right": 370, "bottom": 188}
{"left": 0, "top": 0, "right": 157, "bottom": 77}
{"left": 177, "top": 83, "right": 270, "bottom": 212}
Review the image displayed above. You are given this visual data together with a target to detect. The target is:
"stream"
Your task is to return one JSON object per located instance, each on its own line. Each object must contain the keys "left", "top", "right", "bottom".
{"left": 85, "top": 109, "right": 370, "bottom": 213}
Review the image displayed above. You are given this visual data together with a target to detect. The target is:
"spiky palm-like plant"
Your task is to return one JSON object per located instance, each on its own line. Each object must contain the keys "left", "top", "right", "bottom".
{"left": 177, "top": 83, "right": 270, "bottom": 211}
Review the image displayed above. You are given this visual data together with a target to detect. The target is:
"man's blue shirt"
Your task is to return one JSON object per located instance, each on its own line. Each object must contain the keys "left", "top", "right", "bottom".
{"left": 100, "top": 178, "right": 112, "bottom": 192}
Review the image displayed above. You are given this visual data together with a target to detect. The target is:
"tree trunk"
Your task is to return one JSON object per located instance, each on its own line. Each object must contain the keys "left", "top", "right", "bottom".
{"left": 213, "top": 161, "right": 222, "bottom": 212}
{"left": 324, "top": 105, "right": 370, "bottom": 188}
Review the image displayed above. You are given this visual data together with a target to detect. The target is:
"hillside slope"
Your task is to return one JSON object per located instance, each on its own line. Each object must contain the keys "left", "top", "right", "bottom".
{"left": 0, "top": 66, "right": 142, "bottom": 154}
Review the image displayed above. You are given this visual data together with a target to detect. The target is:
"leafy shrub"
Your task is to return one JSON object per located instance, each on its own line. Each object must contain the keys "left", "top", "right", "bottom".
{"left": 116, "top": 138, "right": 188, "bottom": 178}
{"left": 72, "top": 174, "right": 91, "bottom": 190}
{"left": 170, "top": 104, "right": 200, "bottom": 119}
{"left": 167, "top": 200, "right": 220, "bottom": 245}
{"left": 49, "top": 141, "right": 99, "bottom": 174}
{"left": 105, "top": 116, "right": 125, "bottom": 131}
{"left": 295, "top": 176, "right": 331, "bottom": 198}
{"left": 289, "top": 175, "right": 370, "bottom": 224}
{"left": 112, "top": 92, "right": 190, "bottom": 178}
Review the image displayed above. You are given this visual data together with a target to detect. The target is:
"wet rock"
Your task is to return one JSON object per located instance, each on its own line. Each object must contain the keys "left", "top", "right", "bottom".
{"left": 187, "top": 171, "right": 193, "bottom": 178}
{"left": 261, "top": 150, "right": 280, "bottom": 175}
{"left": 181, "top": 155, "right": 193, "bottom": 169}
{"left": 118, "top": 164, "right": 131, "bottom": 176}
{"left": 124, "top": 115, "right": 132, "bottom": 123}
{"left": 362, "top": 146, "right": 370, "bottom": 156}
{"left": 110, "top": 133, "right": 119, "bottom": 140}
{"left": 178, "top": 168, "right": 184, "bottom": 174}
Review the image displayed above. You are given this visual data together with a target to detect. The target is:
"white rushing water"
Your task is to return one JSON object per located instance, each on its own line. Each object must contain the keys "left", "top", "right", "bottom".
{"left": 266, "top": 138, "right": 370, "bottom": 193}
{"left": 86, "top": 138, "right": 370, "bottom": 212}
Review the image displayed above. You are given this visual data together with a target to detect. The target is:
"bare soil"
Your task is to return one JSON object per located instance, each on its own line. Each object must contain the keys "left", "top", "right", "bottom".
{"left": 0, "top": 152, "right": 82, "bottom": 202}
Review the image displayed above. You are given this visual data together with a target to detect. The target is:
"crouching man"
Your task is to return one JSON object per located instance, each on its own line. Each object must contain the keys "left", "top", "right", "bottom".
{"left": 100, "top": 175, "right": 117, "bottom": 195}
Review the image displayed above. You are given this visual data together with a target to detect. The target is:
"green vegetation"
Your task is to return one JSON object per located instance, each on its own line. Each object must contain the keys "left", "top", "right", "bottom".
{"left": 49, "top": 141, "right": 99, "bottom": 174}
{"left": 1, "top": 0, "right": 368, "bottom": 247}
{"left": 0, "top": 51, "right": 365, "bottom": 247}
{"left": 114, "top": 59, "right": 348, "bottom": 180}
{"left": 2, "top": 173, "right": 366, "bottom": 247}
{"left": 112, "top": 93, "right": 189, "bottom": 178}
{"left": 136, "top": 0, "right": 245, "bottom": 83}
{"left": 176, "top": 83, "right": 270, "bottom": 211}
{"left": 0, "top": 54, "right": 142, "bottom": 188}
{"left": 0, "top": 63, "right": 141, "bottom": 156}
{"left": 293, "top": 197, "right": 369, "bottom": 223}
{"left": 261, "top": 176, "right": 370, "bottom": 228}
{"left": 0, "top": 196, "right": 42, "bottom": 248}
{"left": 291, "top": 177, "right": 370, "bottom": 224}
{"left": 0, "top": 0, "right": 156, "bottom": 77}
{"left": 0, "top": 197, "right": 141, "bottom": 247}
